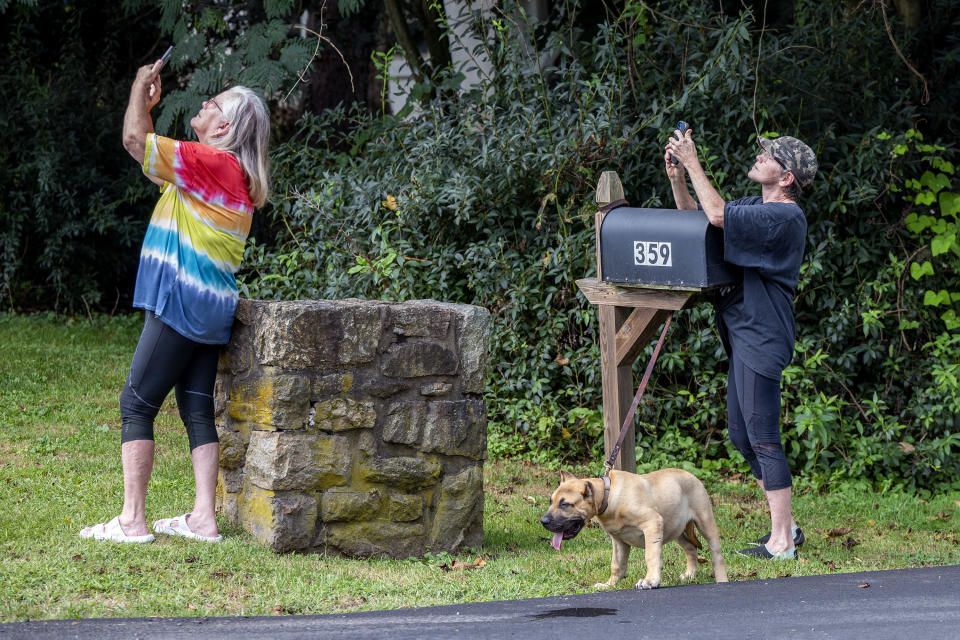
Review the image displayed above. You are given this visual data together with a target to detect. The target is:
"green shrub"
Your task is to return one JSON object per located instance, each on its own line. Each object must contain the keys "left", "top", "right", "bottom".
{"left": 0, "top": 0, "right": 311, "bottom": 312}
{"left": 0, "top": 1, "right": 158, "bottom": 311}
{"left": 241, "top": 2, "right": 959, "bottom": 492}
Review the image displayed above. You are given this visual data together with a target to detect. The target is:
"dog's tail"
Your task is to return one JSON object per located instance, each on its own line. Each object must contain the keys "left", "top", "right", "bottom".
{"left": 682, "top": 521, "right": 702, "bottom": 550}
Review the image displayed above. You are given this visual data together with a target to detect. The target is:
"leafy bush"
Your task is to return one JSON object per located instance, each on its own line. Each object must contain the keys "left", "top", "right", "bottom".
{"left": 120, "top": 0, "right": 314, "bottom": 138}
{"left": 237, "top": 1, "right": 958, "bottom": 493}
{"left": 0, "top": 0, "right": 312, "bottom": 312}
{"left": 0, "top": 1, "right": 159, "bottom": 311}
{"left": 243, "top": 3, "right": 757, "bottom": 463}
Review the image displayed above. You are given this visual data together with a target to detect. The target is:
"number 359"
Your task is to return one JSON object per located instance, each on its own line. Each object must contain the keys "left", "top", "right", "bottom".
{"left": 633, "top": 241, "right": 672, "bottom": 267}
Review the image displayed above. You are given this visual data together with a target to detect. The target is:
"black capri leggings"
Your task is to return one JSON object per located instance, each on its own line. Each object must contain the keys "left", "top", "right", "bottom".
{"left": 119, "top": 311, "right": 220, "bottom": 450}
{"left": 726, "top": 355, "right": 792, "bottom": 491}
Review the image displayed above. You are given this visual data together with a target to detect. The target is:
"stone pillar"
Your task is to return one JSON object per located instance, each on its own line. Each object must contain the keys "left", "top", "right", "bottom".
{"left": 213, "top": 299, "right": 490, "bottom": 557}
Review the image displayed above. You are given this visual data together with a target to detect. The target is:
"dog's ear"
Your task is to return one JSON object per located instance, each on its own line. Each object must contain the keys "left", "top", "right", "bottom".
{"left": 560, "top": 470, "right": 577, "bottom": 483}
{"left": 583, "top": 478, "right": 605, "bottom": 512}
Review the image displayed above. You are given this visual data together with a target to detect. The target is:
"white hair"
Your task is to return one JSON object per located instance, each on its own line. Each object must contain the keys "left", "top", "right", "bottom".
{"left": 208, "top": 86, "right": 271, "bottom": 208}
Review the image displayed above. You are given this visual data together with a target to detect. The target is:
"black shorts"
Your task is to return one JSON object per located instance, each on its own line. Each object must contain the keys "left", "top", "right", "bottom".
{"left": 726, "top": 355, "right": 792, "bottom": 491}
{"left": 119, "top": 311, "right": 220, "bottom": 450}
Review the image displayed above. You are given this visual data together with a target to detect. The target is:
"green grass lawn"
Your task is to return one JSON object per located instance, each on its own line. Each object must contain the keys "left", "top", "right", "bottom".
{"left": 0, "top": 312, "right": 957, "bottom": 622}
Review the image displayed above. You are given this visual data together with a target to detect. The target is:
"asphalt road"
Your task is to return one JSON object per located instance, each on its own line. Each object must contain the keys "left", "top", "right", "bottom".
{"left": 2, "top": 565, "right": 958, "bottom": 640}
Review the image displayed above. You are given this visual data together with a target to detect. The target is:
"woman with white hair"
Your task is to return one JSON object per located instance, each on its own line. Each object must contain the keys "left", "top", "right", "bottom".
{"left": 80, "top": 57, "right": 270, "bottom": 543}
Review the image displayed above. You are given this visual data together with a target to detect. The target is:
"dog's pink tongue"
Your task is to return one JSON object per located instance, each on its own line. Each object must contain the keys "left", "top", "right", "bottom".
{"left": 551, "top": 532, "right": 563, "bottom": 551}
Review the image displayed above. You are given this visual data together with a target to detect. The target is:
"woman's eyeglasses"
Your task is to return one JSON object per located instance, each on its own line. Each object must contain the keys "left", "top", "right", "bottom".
{"left": 203, "top": 98, "right": 224, "bottom": 115}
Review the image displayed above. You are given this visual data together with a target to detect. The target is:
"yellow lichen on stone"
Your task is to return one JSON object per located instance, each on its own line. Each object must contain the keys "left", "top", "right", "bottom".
{"left": 312, "top": 397, "right": 375, "bottom": 432}
{"left": 238, "top": 478, "right": 319, "bottom": 552}
{"left": 238, "top": 480, "right": 278, "bottom": 544}
{"left": 385, "top": 493, "right": 423, "bottom": 522}
{"left": 308, "top": 433, "right": 353, "bottom": 489}
{"left": 228, "top": 378, "right": 279, "bottom": 431}
{"left": 322, "top": 520, "right": 426, "bottom": 558}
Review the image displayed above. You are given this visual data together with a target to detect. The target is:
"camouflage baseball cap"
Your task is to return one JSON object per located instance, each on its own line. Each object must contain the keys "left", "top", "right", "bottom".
{"left": 758, "top": 136, "right": 818, "bottom": 188}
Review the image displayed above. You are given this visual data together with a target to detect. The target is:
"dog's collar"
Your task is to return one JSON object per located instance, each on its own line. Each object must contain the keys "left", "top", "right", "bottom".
{"left": 598, "top": 474, "right": 610, "bottom": 515}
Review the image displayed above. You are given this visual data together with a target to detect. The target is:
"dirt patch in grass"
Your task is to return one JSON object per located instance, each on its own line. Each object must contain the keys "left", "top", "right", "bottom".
{"left": 719, "top": 493, "right": 766, "bottom": 510}
{"left": 334, "top": 595, "right": 368, "bottom": 610}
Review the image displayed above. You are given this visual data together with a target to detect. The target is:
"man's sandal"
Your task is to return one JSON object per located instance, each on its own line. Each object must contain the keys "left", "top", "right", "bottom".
{"left": 736, "top": 544, "right": 797, "bottom": 560}
{"left": 79, "top": 516, "right": 154, "bottom": 544}
{"left": 750, "top": 525, "right": 805, "bottom": 547}
{"left": 152, "top": 513, "right": 222, "bottom": 542}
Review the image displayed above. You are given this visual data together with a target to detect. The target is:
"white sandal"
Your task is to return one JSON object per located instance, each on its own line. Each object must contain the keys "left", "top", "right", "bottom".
{"left": 79, "top": 516, "right": 154, "bottom": 544}
{"left": 152, "top": 512, "right": 222, "bottom": 542}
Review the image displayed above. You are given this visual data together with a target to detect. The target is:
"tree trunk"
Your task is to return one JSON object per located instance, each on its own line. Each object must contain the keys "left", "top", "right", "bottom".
{"left": 416, "top": 0, "right": 452, "bottom": 74}
{"left": 384, "top": 0, "right": 428, "bottom": 83}
{"left": 892, "top": 0, "right": 922, "bottom": 30}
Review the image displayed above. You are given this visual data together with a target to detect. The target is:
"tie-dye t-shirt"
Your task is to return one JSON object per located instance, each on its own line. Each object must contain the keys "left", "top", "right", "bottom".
{"left": 133, "top": 133, "right": 253, "bottom": 344}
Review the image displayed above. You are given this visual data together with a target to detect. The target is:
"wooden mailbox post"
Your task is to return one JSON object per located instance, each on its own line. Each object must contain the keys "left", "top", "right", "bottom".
{"left": 575, "top": 171, "right": 702, "bottom": 473}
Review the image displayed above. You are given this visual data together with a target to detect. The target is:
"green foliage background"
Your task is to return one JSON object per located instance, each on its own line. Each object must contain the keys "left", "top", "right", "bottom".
{"left": 0, "top": 0, "right": 312, "bottom": 310}
{"left": 0, "top": 1, "right": 157, "bottom": 310}
{"left": 1, "top": 1, "right": 958, "bottom": 493}
{"left": 241, "top": 2, "right": 960, "bottom": 494}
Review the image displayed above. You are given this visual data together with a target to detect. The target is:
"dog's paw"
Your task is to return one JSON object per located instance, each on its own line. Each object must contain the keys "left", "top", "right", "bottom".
{"left": 680, "top": 570, "right": 696, "bottom": 581}
{"left": 593, "top": 582, "right": 614, "bottom": 591}
{"left": 635, "top": 577, "right": 660, "bottom": 590}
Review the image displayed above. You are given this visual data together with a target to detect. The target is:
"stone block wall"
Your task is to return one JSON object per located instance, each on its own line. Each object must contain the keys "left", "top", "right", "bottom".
{"left": 214, "top": 298, "right": 490, "bottom": 557}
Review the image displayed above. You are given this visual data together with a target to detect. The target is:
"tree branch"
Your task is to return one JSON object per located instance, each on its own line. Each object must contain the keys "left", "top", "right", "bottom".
{"left": 282, "top": 2, "right": 356, "bottom": 104}
{"left": 880, "top": 0, "right": 929, "bottom": 104}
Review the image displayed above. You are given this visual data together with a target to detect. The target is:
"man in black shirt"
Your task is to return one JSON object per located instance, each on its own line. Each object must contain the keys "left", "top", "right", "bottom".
{"left": 665, "top": 128, "right": 818, "bottom": 560}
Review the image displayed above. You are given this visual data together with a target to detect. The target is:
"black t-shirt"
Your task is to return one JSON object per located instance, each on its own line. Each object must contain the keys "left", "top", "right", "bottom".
{"left": 714, "top": 196, "right": 807, "bottom": 379}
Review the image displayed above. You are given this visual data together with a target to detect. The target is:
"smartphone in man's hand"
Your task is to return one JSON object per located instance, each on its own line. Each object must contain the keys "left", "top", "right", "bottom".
{"left": 669, "top": 120, "right": 689, "bottom": 165}
{"left": 148, "top": 46, "right": 172, "bottom": 100}
{"left": 151, "top": 46, "right": 173, "bottom": 74}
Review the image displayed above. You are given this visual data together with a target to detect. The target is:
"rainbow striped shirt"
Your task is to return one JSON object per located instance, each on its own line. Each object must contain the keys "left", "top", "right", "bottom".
{"left": 133, "top": 134, "right": 253, "bottom": 344}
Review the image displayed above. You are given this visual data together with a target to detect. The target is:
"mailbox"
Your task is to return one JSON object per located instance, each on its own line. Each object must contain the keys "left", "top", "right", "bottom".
{"left": 599, "top": 207, "right": 737, "bottom": 289}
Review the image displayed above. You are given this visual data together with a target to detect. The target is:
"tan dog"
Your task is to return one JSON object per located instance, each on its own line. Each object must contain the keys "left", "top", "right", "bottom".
{"left": 541, "top": 468, "right": 728, "bottom": 589}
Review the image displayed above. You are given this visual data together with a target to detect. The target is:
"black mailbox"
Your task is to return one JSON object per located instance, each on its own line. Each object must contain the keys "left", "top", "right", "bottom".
{"left": 599, "top": 207, "right": 737, "bottom": 289}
